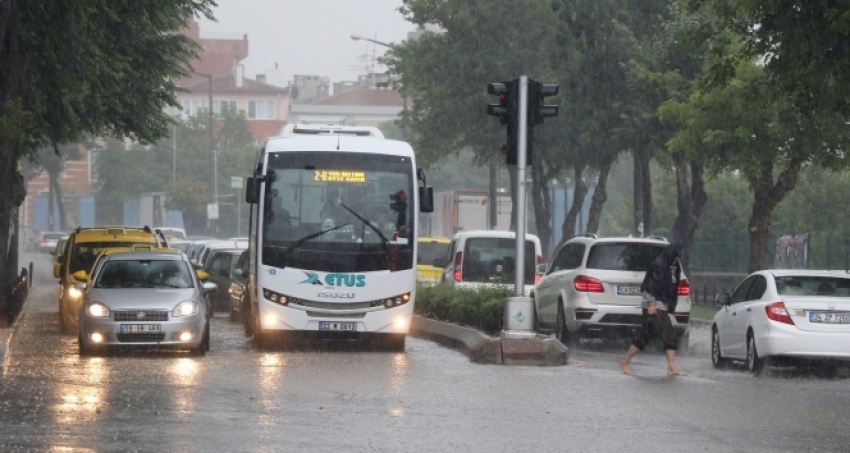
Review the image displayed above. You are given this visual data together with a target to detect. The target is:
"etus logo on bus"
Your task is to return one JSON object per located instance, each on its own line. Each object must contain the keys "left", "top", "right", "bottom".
{"left": 299, "top": 272, "right": 366, "bottom": 287}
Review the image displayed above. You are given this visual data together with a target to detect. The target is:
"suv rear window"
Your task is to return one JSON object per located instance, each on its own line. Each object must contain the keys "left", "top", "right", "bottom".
{"left": 586, "top": 243, "right": 665, "bottom": 272}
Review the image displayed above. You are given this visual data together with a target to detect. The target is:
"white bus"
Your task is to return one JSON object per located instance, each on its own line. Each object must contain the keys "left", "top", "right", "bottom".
{"left": 243, "top": 124, "right": 433, "bottom": 351}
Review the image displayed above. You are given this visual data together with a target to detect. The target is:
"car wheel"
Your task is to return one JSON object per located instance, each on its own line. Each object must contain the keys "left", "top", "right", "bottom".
{"left": 711, "top": 327, "right": 727, "bottom": 369}
{"left": 531, "top": 296, "right": 540, "bottom": 333}
{"left": 78, "top": 332, "right": 93, "bottom": 357}
{"left": 747, "top": 331, "right": 765, "bottom": 375}
{"left": 203, "top": 322, "right": 211, "bottom": 352}
{"left": 554, "top": 302, "right": 574, "bottom": 348}
{"left": 192, "top": 326, "right": 209, "bottom": 357}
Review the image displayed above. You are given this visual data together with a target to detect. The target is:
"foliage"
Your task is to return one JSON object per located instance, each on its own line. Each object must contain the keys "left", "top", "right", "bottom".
{"left": 93, "top": 108, "right": 256, "bottom": 236}
{"left": 415, "top": 284, "right": 511, "bottom": 334}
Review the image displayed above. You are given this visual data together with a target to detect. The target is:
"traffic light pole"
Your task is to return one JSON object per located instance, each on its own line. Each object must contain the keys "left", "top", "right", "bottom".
{"left": 514, "top": 75, "right": 528, "bottom": 296}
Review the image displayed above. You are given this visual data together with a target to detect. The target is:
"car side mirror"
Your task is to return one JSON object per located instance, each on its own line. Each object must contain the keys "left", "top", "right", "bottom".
{"left": 536, "top": 263, "right": 549, "bottom": 274}
{"left": 72, "top": 270, "right": 88, "bottom": 281}
{"left": 233, "top": 268, "right": 243, "bottom": 277}
{"left": 419, "top": 186, "right": 434, "bottom": 213}
{"left": 202, "top": 282, "right": 217, "bottom": 293}
{"left": 715, "top": 292, "right": 731, "bottom": 306}
{"left": 53, "top": 263, "right": 62, "bottom": 279}
{"left": 196, "top": 270, "right": 210, "bottom": 281}
{"left": 246, "top": 177, "right": 260, "bottom": 204}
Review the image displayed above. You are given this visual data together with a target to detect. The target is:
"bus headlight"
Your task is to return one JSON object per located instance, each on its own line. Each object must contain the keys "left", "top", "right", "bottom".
{"left": 87, "top": 302, "right": 110, "bottom": 317}
{"left": 173, "top": 301, "right": 199, "bottom": 317}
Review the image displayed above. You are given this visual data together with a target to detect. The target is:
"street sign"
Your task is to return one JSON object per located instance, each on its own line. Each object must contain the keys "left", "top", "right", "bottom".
{"left": 231, "top": 176, "right": 244, "bottom": 189}
{"left": 207, "top": 203, "right": 219, "bottom": 220}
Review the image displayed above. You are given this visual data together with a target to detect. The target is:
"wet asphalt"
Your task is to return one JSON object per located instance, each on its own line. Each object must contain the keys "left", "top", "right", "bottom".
{"left": 1, "top": 253, "right": 849, "bottom": 452}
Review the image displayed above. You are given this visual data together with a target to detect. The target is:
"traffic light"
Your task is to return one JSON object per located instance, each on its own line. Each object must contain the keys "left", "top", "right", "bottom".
{"left": 488, "top": 81, "right": 519, "bottom": 164}
{"left": 487, "top": 81, "right": 512, "bottom": 125}
{"left": 528, "top": 80, "right": 559, "bottom": 126}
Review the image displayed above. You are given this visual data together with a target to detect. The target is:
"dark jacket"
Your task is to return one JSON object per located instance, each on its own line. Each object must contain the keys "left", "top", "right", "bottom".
{"left": 640, "top": 243, "right": 683, "bottom": 313}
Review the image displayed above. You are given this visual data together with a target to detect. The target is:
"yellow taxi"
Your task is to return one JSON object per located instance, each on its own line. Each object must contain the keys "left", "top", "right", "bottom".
{"left": 54, "top": 226, "right": 170, "bottom": 334}
{"left": 416, "top": 236, "right": 451, "bottom": 286}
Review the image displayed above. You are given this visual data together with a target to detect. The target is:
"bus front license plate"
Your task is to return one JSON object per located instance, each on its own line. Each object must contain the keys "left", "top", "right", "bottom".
{"left": 319, "top": 322, "right": 357, "bottom": 331}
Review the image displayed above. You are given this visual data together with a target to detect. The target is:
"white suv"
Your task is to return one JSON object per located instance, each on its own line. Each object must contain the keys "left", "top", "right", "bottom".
{"left": 531, "top": 234, "right": 691, "bottom": 348}
{"left": 438, "top": 230, "right": 543, "bottom": 296}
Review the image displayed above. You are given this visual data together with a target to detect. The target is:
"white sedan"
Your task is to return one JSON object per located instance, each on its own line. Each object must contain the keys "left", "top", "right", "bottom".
{"left": 712, "top": 269, "right": 850, "bottom": 375}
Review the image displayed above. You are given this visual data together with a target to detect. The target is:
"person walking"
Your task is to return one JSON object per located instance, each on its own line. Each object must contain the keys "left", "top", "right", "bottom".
{"left": 620, "top": 243, "right": 688, "bottom": 377}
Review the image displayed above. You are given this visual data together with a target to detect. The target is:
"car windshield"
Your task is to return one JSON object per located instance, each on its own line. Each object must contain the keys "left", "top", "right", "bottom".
{"left": 775, "top": 276, "right": 850, "bottom": 297}
{"left": 418, "top": 241, "right": 450, "bottom": 265}
{"left": 70, "top": 241, "right": 156, "bottom": 274}
{"left": 95, "top": 259, "right": 193, "bottom": 289}
{"left": 586, "top": 243, "right": 667, "bottom": 272}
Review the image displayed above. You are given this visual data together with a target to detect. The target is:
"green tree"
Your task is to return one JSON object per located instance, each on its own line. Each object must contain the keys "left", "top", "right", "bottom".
{"left": 0, "top": 1, "right": 215, "bottom": 282}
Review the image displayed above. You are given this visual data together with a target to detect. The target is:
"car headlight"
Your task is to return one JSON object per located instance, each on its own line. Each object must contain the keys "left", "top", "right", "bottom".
{"left": 87, "top": 302, "right": 110, "bottom": 317}
{"left": 68, "top": 286, "right": 83, "bottom": 299}
{"left": 173, "top": 301, "right": 199, "bottom": 317}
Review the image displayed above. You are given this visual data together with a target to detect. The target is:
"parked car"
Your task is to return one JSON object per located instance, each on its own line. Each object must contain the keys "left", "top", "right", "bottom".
{"left": 203, "top": 248, "right": 245, "bottom": 312}
{"left": 34, "top": 231, "right": 66, "bottom": 253}
{"left": 531, "top": 234, "right": 691, "bottom": 348}
{"left": 438, "top": 230, "right": 543, "bottom": 296}
{"left": 416, "top": 236, "right": 451, "bottom": 286}
{"left": 712, "top": 269, "right": 850, "bottom": 375}
{"left": 76, "top": 248, "right": 215, "bottom": 356}
{"left": 155, "top": 227, "right": 187, "bottom": 240}
{"left": 52, "top": 236, "right": 69, "bottom": 264}
{"left": 228, "top": 250, "right": 249, "bottom": 322}
{"left": 193, "top": 239, "right": 248, "bottom": 270}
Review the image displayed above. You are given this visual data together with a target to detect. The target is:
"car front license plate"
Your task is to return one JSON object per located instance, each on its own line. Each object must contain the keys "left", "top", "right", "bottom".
{"left": 120, "top": 324, "right": 162, "bottom": 334}
{"left": 319, "top": 321, "right": 357, "bottom": 331}
{"left": 809, "top": 312, "right": 850, "bottom": 324}
{"left": 616, "top": 285, "right": 642, "bottom": 296}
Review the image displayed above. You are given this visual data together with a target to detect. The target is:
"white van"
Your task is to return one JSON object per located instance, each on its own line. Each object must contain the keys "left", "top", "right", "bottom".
{"left": 438, "top": 230, "right": 543, "bottom": 296}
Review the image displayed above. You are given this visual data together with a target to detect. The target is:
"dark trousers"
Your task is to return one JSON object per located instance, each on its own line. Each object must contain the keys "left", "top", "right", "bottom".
{"left": 632, "top": 308, "right": 678, "bottom": 351}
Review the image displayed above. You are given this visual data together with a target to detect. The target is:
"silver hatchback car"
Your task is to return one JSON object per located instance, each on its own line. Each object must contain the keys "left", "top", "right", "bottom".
{"left": 77, "top": 249, "right": 216, "bottom": 356}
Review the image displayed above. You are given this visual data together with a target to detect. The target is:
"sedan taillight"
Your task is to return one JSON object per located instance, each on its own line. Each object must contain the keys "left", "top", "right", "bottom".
{"left": 574, "top": 275, "right": 604, "bottom": 293}
{"left": 453, "top": 251, "right": 463, "bottom": 282}
{"left": 765, "top": 301, "right": 794, "bottom": 325}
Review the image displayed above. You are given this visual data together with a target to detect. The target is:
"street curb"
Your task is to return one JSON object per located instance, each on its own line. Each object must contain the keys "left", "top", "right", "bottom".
{"left": 0, "top": 294, "right": 29, "bottom": 370}
{"left": 410, "top": 316, "right": 569, "bottom": 365}
{"left": 410, "top": 316, "right": 502, "bottom": 364}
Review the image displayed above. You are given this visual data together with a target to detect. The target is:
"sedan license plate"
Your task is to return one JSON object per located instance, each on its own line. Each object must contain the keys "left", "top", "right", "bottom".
{"left": 119, "top": 324, "right": 162, "bottom": 334}
{"left": 616, "top": 285, "right": 642, "bottom": 296}
{"left": 319, "top": 321, "right": 357, "bottom": 331}
{"left": 809, "top": 312, "right": 850, "bottom": 324}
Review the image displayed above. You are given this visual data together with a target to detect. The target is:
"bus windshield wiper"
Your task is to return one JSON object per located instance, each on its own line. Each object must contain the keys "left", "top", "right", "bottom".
{"left": 340, "top": 203, "right": 394, "bottom": 266}
{"left": 279, "top": 223, "right": 352, "bottom": 258}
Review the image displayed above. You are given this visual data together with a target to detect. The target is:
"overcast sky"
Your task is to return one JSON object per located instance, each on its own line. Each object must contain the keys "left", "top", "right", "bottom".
{"left": 198, "top": 0, "right": 415, "bottom": 90}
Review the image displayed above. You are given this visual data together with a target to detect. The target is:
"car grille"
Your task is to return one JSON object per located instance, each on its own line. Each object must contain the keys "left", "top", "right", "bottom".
{"left": 117, "top": 334, "right": 166, "bottom": 342}
{"left": 290, "top": 299, "right": 374, "bottom": 310}
{"left": 306, "top": 311, "right": 367, "bottom": 318}
{"left": 113, "top": 310, "right": 169, "bottom": 322}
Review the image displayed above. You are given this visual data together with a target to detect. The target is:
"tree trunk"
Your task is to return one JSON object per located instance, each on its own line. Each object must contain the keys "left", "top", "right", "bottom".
{"left": 530, "top": 159, "right": 556, "bottom": 259}
{"left": 633, "top": 141, "right": 652, "bottom": 237}
{"left": 670, "top": 152, "right": 708, "bottom": 271}
{"left": 0, "top": 150, "right": 27, "bottom": 283}
{"left": 50, "top": 171, "right": 66, "bottom": 231}
{"left": 585, "top": 157, "right": 612, "bottom": 234}
{"left": 748, "top": 157, "right": 802, "bottom": 272}
{"left": 488, "top": 162, "right": 497, "bottom": 229}
{"left": 560, "top": 165, "right": 587, "bottom": 247}
{"left": 508, "top": 164, "right": 518, "bottom": 232}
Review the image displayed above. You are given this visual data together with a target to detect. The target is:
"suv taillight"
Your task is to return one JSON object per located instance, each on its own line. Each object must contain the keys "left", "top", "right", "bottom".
{"left": 766, "top": 301, "right": 794, "bottom": 325}
{"left": 677, "top": 279, "right": 691, "bottom": 296}
{"left": 574, "top": 275, "right": 604, "bottom": 293}
{"left": 453, "top": 251, "right": 463, "bottom": 282}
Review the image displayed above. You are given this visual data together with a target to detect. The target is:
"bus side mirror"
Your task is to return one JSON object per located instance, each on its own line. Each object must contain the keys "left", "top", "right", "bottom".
{"left": 246, "top": 177, "right": 260, "bottom": 204}
{"left": 419, "top": 186, "right": 433, "bottom": 213}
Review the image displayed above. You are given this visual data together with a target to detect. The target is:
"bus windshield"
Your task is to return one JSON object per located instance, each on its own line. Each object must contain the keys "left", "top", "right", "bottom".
{"left": 261, "top": 151, "right": 415, "bottom": 272}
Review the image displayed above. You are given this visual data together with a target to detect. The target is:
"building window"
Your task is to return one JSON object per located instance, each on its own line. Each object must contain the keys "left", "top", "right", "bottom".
{"left": 248, "top": 100, "right": 275, "bottom": 120}
{"left": 213, "top": 100, "right": 237, "bottom": 114}
{"left": 180, "top": 99, "right": 207, "bottom": 117}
